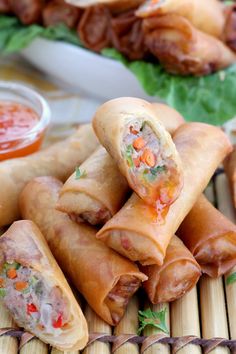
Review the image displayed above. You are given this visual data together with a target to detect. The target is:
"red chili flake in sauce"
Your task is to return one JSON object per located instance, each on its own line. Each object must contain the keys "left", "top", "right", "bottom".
{"left": 53, "top": 313, "right": 63, "bottom": 328}
{"left": 27, "top": 303, "right": 38, "bottom": 314}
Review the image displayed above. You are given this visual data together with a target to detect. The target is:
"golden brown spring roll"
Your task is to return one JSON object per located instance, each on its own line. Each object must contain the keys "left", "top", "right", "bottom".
{"left": 57, "top": 103, "right": 184, "bottom": 226}
{"left": 93, "top": 98, "right": 183, "bottom": 211}
{"left": 0, "top": 124, "right": 98, "bottom": 228}
{"left": 9, "top": 0, "right": 44, "bottom": 24}
{"left": 224, "top": 4, "right": 236, "bottom": 52}
{"left": 143, "top": 14, "right": 236, "bottom": 76}
{"left": 136, "top": 0, "right": 225, "bottom": 38}
{"left": 0, "top": 220, "right": 88, "bottom": 351}
{"left": 66, "top": 0, "right": 144, "bottom": 12}
{"left": 177, "top": 194, "right": 236, "bottom": 277}
{"left": 97, "top": 123, "right": 232, "bottom": 266}
{"left": 141, "top": 236, "right": 201, "bottom": 303}
{"left": 43, "top": 0, "right": 81, "bottom": 28}
{"left": 0, "top": 0, "right": 11, "bottom": 13}
{"left": 20, "top": 177, "right": 147, "bottom": 326}
{"left": 57, "top": 146, "right": 129, "bottom": 225}
{"left": 224, "top": 145, "right": 236, "bottom": 208}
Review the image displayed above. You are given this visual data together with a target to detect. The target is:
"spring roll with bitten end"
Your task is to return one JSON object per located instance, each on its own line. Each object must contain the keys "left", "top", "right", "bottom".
{"left": 57, "top": 146, "right": 129, "bottom": 225}
{"left": 0, "top": 124, "right": 98, "bottom": 228}
{"left": 143, "top": 14, "right": 236, "bottom": 76}
{"left": 57, "top": 104, "right": 184, "bottom": 226}
{"left": 141, "top": 236, "right": 201, "bottom": 303}
{"left": 20, "top": 177, "right": 147, "bottom": 325}
{"left": 178, "top": 195, "right": 236, "bottom": 277}
{"left": 0, "top": 220, "right": 88, "bottom": 351}
{"left": 136, "top": 0, "right": 225, "bottom": 38}
{"left": 97, "top": 123, "right": 232, "bottom": 266}
{"left": 224, "top": 145, "right": 236, "bottom": 208}
{"left": 93, "top": 98, "right": 183, "bottom": 212}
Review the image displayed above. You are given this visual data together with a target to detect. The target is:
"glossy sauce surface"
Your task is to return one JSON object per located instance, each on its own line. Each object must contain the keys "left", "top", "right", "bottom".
{"left": 0, "top": 101, "right": 43, "bottom": 160}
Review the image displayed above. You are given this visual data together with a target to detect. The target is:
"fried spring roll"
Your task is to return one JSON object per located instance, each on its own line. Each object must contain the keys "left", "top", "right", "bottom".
{"left": 97, "top": 123, "right": 232, "bottom": 266}
{"left": 178, "top": 195, "right": 236, "bottom": 277}
{"left": 57, "top": 146, "right": 129, "bottom": 225}
{"left": 43, "top": 0, "right": 81, "bottom": 28}
{"left": 93, "top": 98, "right": 183, "bottom": 211}
{"left": 143, "top": 14, "right": 236, "bottom": 76}
{"left": 0, "top": 220, "right": 88, "bottom": 351}
{"left": 20, "top": 177, "right": 147, "bottom": 326}
{"left": 224, "top": 4, "right": 236, "bottom": 52}
{"left": 224, "top": 145, "right": 236, "bottom": 208}
{"left": 0, "top": 124, "right": 98, "bottom": 227}
{"left": 0, "top": 0, "right": 11, "bottom": 13}
{"left": 136, "top": 0, "right": 225, "bottom": 38}
{"left": 141, "top": 236, "right": 201, "bottom": 303}
{"left": 57, "top": 103, "right": 184, "bottom": 226}
{"left": 9, "top": 0, "right": 44, "bottom": 24}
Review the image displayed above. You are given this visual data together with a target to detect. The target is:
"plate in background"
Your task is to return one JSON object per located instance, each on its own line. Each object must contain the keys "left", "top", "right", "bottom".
{"left": 21, "top": 38, "right": 157, "bottom": 101}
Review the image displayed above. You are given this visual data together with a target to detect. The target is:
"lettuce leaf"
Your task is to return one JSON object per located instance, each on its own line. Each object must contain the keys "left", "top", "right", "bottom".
{"left": 102, "top": 48, "right": 236, "bottom": 125}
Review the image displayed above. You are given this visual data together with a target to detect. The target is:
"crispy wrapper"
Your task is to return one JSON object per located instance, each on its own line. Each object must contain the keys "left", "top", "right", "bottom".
{"left": 93, "top": 97, "right": 183, "bottom": 208}
{"left": 0, "top": 124, "right": 98, "bottom": 228}
{"left": 65, "top": 0, "right": 144, "bottom": 12}
{"left": 57, "top": 104, "right": 184, "bottom": 226}
{"left": 178, "top": 194, "right": 236, "bottom": 277}
{"left": 20, "top": 177, "right": 147, "bottom": 326}
{"left": 57, "top": 146, "right": 129, "bottom": 225}
{"left": 224, "top": 4, "right": 236, "bottom": 52}
{"left": 43, "top": 0, "right": 81, "bottom": 28}
{"left": 143, "top": 14, "right": 236, "bottom": 76}
{"left": 78, "top": 5, "right": 111, "bottom": 52}
{"left": 97, "top": 123, "right": 232, "bottom": 265}
{"left": 224, "top": 145, "right": 236, "bottom": 208}
{"left": 136, "top": 0, "right": 225, "bottom": 38}
{"left": 141, "top": 236, "right": 201, "bottom": 303}
{"left": 0, "top": 220, "right": 88, "bottom": 351}
{"left": 9, "top": 0, "right": 44, "bottom": 24}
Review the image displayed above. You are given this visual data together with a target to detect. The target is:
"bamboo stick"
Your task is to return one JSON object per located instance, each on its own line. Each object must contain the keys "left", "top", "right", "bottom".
{"left": 199, "top": 275, "right": 230, "bottom": 354}
{"left": 82, "top": 306, "right": 111, "bottom": 354}
{"left": 143, "top": 302, "right": 170, "bottom": 354}
{"left": 20, "top": 339, "right": 48, "bottom": 354}
{"left": 215, "top": 173, "right": 236, "bottom": 339}
{"left": 113, "top": 296, "right": 139, "bottom": 354}
{"left": 0, "top": 303, "right": 18, "bottom": 354}
{"left": 171, "top": 287, "right": 201, "bottom": 354}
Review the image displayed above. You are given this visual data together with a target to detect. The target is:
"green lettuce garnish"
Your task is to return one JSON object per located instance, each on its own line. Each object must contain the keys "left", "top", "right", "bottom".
{"left": 226, "top": 272, "right": 236, "bottom": 285}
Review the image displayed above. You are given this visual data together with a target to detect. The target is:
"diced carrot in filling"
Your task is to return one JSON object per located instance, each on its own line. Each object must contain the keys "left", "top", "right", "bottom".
{"left": 123, "top": 121, "right": 181, "bottom": 213}
{"left": 0, "top": 261, "right": 70, "bottom": 335}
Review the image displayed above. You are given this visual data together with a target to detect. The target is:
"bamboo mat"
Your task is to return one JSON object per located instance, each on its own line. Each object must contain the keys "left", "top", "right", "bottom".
{"left": 0, "top": 126, "right": 236, "bottom": 354}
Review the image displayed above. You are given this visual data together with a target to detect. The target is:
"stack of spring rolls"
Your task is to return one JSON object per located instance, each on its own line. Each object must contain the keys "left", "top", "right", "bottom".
{"left": 0, "top": 97, "right": 235, "bottom": 351}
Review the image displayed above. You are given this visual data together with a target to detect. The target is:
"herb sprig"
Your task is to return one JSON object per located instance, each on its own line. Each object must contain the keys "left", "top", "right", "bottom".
{"left": 226, "top": 272, "right": 236, "bottom": 285}
{"left": 138, "top": 308, "right": 169, "bottom": 335}
{"left": 75, "top": 167, "right": 87, "bottom": 180}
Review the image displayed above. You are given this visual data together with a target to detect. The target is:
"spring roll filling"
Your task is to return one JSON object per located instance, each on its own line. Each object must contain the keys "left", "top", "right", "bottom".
{"left": 0, "top": 261, "right": 70, "bottom": 335}
{"left": 122, "top": 120, "right": 181, "bottom": 211}
{"left": 105, "top": 275, "right": 141, "bottom": 324}
{"left": 150, "top": 260, "right": 200, "bottom": 303}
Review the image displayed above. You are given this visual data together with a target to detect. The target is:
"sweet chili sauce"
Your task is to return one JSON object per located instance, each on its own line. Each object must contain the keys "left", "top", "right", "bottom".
{"left": 0, "top": 101, "right": 44, "bottom": 161}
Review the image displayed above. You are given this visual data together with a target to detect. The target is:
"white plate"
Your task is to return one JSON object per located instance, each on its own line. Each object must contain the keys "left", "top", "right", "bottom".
{"left": 21, "top": 38, "right": 157, "bottom": 101}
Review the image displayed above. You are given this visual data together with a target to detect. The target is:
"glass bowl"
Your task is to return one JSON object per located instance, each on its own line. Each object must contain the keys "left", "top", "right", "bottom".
{"left": 0, "top": 81, "right": 51, "bottom": 161}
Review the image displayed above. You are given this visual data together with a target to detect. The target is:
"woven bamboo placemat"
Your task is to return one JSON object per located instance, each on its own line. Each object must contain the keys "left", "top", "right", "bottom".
{"left": 0, "top": 124, "right": 235, "bottom": 354}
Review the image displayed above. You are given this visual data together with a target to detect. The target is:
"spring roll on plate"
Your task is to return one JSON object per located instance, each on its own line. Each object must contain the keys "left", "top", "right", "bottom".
{"left": 136, "top": 0, "right": 225, "bottom": 38}
{"left": 66, "top": 0, "right": 144, "bottom": 12}
{"left": 141, "top": 236, "right": 201, "bottom": 303}
{"left": 57, "top": 103, "right": 184, "bottom": 226}
{"left": 224, "top": 145, "right": 236, "bottom": 208}
{"left": 97, "top": 123, "right": 232, "bottom": 266}
{"left": 0, "top": 124, "right": 98, "bottom": 228}
{"left": 93, "top": 97, "right": 183, "bottom": 211}
{"left": 0, "top": 220, "right": 88, "bottom": 351}
{"left": 143, "top": 14, "right": 236, "bottom": 76}
{"left": 178, "top": 195, "right": 236, "bottom": 277}
{"left": 20, "top": 177, "right": 147, "bottom": 325}
{"left": 57, "top": 146, "right": 129, "bottom": 225}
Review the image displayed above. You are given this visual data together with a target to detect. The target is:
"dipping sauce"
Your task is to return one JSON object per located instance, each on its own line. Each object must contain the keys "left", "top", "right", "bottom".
{"left": 0, "top": 101, "right": 44, "bottom": 161}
